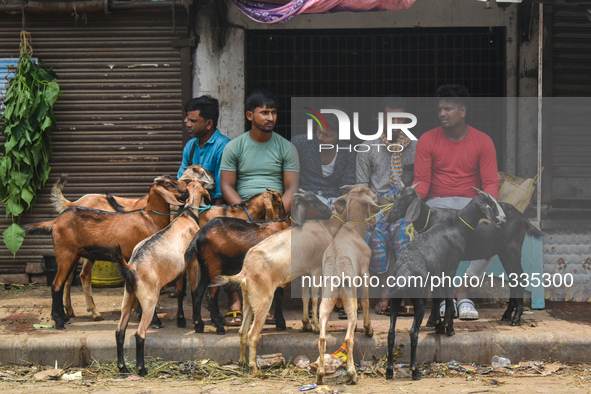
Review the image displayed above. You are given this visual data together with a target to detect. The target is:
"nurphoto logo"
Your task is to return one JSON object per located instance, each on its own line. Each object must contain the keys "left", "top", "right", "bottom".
{"left": 304, "top": 107, "right": 418, "bottom": 152}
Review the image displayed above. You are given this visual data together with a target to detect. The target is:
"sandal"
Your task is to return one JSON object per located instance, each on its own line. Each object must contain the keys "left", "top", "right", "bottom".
{"left": 338, "top": 308, "right": 347, "bottom": 320}
{"left": 265, "top": 313, "right": 275, "bottom": 325}
{"left": 224, "top": 311, "right": 243, "bottom": 326}
{"left": 439, "top": 299, "right": 458, "bottom": 318}
{"left": 457, "top": 299, "right": 479, "bottom": 320}
{"left": 398, "top": 304, "right": 414, "bottom": 316}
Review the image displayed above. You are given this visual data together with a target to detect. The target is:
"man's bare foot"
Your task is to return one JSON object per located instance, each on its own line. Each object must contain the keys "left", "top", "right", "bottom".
{"left": 374, "top": 298, "right": 390, "bottom": 315}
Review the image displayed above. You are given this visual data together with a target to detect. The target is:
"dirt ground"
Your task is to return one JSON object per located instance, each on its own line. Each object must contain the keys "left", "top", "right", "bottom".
{"left": 1, "top": 361, "right": 591, "bottom": 393}
{"left": 2, "top": 284, "right": 591, "bottom": 393}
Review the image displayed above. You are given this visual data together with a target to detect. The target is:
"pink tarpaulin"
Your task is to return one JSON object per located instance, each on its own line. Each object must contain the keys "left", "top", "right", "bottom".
{"left": 232, "top": 0, "right": 416, "bottom": 24}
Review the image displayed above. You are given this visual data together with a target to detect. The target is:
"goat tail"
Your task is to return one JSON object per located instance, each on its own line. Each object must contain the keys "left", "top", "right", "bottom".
{"left": 211, "top": 273, "right": 243, "bottom": 292}
{"left": 112, "top": 245, "right": 136, "bottom": 293}
{"left": 23, "top": 221, "right": 53, "bottom": 236}
{"left": 105, "top": 193, "right": 126, "bottom": 213}
{"left": 526, "top": 221, "right": 543, "bottom": 239}
{"left": 50, "top": 174, "right": 71, "bottom": 213}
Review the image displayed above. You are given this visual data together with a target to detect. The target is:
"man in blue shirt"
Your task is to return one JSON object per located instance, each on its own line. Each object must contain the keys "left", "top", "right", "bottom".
{"left": 178, "top": 96, "right": 230, "bottom": 204}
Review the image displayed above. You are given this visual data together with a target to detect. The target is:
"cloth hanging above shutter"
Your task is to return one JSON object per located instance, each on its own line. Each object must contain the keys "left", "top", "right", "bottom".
{"left": 232, "top": 0, "right": 416, "bottom": 24}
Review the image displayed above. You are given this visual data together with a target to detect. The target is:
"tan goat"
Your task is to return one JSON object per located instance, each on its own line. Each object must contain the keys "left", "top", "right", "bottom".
{"left": 215, "top": 185, "right": 380, "bottom": 374}
{"left": 24, "top": 175, "right": 188, "bottom": 329}
{"left": 115, "top": 181, "right": 209, "bottom": 377}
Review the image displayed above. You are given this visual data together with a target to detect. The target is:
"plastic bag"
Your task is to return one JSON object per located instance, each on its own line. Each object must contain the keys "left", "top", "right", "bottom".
{"left": 497, "top": 171, "right": 538, "bottom": 213}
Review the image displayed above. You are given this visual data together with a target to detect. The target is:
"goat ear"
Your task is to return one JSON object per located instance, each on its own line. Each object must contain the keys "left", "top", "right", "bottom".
{"left": 334, "top": 195, "right": 347, "bottom": 215}
{"left": 263, "top": 194, "right": 281, "bottom": 221}
{"left": 157, "top": 185, "right": 185, "bottom": 207}
{"left": 359, "top": 194, "right": 381, "bottom": 213}
{"left": 291, "top": 201, "right": 306, "bottom": 225}
{"left": 405, "top": 196, "right": 423, "bottom": 222}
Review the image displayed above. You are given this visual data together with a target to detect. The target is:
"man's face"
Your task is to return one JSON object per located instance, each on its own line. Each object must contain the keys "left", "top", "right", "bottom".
{"left": 438, "top": 99, "right": 466, "bottom": 130}
{"left": 185, "top": 110, "right": 212, "bottom": 139}
{"left": 384, "top": 106, "right": 406, "bottom": 139}
{"left": 247, "top": 105, "right": 277, "bottom": 133}
{"left": 316, "top": 127, "right": 339, "bottom": 145}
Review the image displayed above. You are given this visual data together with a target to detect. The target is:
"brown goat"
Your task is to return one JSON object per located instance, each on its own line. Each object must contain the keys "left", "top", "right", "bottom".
{"left": 115, "top": 181, "right": 209, "bottom": 376}
{"left": 184, "top": 191, "right": 332, "bottom": 335}
{"left": 49, "top": 165, "right": 213, "bottom": 321}
{"left": 24, "top": 175, "right": 188, "bottom": 329}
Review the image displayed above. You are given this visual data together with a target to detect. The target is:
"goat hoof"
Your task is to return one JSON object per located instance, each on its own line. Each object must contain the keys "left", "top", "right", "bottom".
{"left": 65, "top": 309, "right": 75, "bottom": 318}
{"left": 275, "top": 322, "right": 286, "bottom": 331}
{"left": 412, "top": 372, "right": 421, "bottom": 381}
{"left": 511, "top": 320, "right": 521, "bottom": 327}
{"left": 137, "top": 368, "right": 148, "bottom": 377}
{"left": 92, "top": 314, "right": 104, "bottom": 321}
{"left": 446, "top": 328, "right": 455, "bottom": 336}
{"left": 385, "top": 368, "right": 394, "bottom": 380}
{"left": 177, "top": 317, "right": 187, "bottom": 328}
{"left": 194, "top": 321, "right": 204, "bottom": 333}
{"left": 302, "top": 324, "right": 313, "bottom": 332}
{"left": 365, "top": 328, "right": 374, "bottom": 338}
{"left": 150, "top": 316, "right": 163, "bottom": 329}
{"left": 216, "top": 327, "right": 226, "bottom": 335}
{"left": 118, "top": 365, "right": 130, "bottom": 374}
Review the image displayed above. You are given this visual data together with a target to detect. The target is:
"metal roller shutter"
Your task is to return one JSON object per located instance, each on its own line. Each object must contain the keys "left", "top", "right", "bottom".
{"left": 548, "top": 4, "right": 591, "bottom": 206}
{"left": 0, "top": 7, "right": 191, "bottom": 272}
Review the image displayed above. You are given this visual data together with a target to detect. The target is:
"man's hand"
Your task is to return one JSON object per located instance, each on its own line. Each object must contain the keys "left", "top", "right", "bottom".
{"left": 281, "top": 171, "right": 299, "bottom": 213}
{"left": 220, "top": 170, "right": 242, "bottom": 205}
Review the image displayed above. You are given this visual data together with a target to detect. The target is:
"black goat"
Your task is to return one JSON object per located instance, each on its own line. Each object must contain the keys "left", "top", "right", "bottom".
{"left": 385, "top": 191, "right": 506, "bottom": 380}
{"left": 184, "top": 191, "right": 332, "bottom": 335}
{"left": 388, "top": 183, "right": 543, "bottom": 326}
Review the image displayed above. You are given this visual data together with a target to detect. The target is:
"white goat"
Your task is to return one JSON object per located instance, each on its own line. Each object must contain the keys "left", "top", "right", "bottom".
{"left": 316, "top": 187, "right": 379, "bottom": 384}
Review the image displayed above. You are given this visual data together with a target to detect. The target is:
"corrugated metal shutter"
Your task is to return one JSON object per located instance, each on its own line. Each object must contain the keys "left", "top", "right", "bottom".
{"left": 548, "top": 4, "right": 591, "bottom": 203}
{"left": 0, "top": 8, "right": 191, "bottom": 272}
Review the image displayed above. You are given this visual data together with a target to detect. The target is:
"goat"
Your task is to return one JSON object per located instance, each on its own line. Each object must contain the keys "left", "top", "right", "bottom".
{"left": 24, "top": 175, "right": 188, "bottom": 329}
{"left": 49, "top": 165, "right": 213, "bottom": 321}
{"left": 115, "top": 181, "right": 210, "bottom": 377}
{"left": 388, "top": 183, "right": 543, "bottom": 326}
{"left": 385, "top": 191, "right": 506, "bottom": 380}
{"left": 215, "top": 185, "right": 380, "bottom": 374}
{"left": 184, "top": 190, "right": 332, "bottom": 335}
{"left": 316, "top": 188, "right": 381, "bottom": 384}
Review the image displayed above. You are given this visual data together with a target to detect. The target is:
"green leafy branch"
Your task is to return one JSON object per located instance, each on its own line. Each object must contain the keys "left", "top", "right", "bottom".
{"left": 1, "top": 31, "right": 61, "bottom": 255}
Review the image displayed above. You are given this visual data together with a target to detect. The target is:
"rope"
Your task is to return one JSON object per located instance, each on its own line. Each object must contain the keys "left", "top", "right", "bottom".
{"left": 153, "top": 205, "right": 212, "bottom": 216}
{"left": 20, "top": 31, "right": 33, "bottom": 56}
{"left": 289, "top": 215, "right": 300, "bottom": 226}
{"left": 243, "top": 205, "right": 253, "bottom": 222}
{"left": 405, "top": 223, "right": 416, "bottom": 241}
{"left": 331, "top": 203, "right": 393, "bottom": 224}
{"left": 416, "top": 209, "right": 431, "bottom": 233}
{"left": 458, "top": 216, "right": 475, "bottom": 231}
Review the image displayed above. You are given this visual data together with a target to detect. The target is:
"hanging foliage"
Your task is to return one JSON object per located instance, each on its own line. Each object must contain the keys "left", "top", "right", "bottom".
{"left": 1, "top": 31, "right": 61, "bottom": 255}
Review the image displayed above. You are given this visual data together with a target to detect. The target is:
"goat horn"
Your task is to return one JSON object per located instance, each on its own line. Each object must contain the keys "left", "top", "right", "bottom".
{"left": 410, "top": 182, "right": 420, "bottom": 190}
{"left": 298, "top": 188, "right": 306, "bottom": 193}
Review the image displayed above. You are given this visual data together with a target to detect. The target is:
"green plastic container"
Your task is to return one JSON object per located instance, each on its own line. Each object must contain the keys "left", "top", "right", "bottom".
{"left": 91, "top": 260, "right": 124, "bottom": 288}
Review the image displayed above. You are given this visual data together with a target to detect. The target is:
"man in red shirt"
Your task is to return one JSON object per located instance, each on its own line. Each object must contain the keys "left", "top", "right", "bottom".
{"left": 413, "top": 84, "right": 499, "bottom": 320}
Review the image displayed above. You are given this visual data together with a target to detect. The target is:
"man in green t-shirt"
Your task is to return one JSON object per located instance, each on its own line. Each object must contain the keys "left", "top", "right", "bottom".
{"left": 220, "top": 89, "right": 299, "bottom": 326}
{"left": 221, "top": 89, "right": 299, "bottom": 212}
